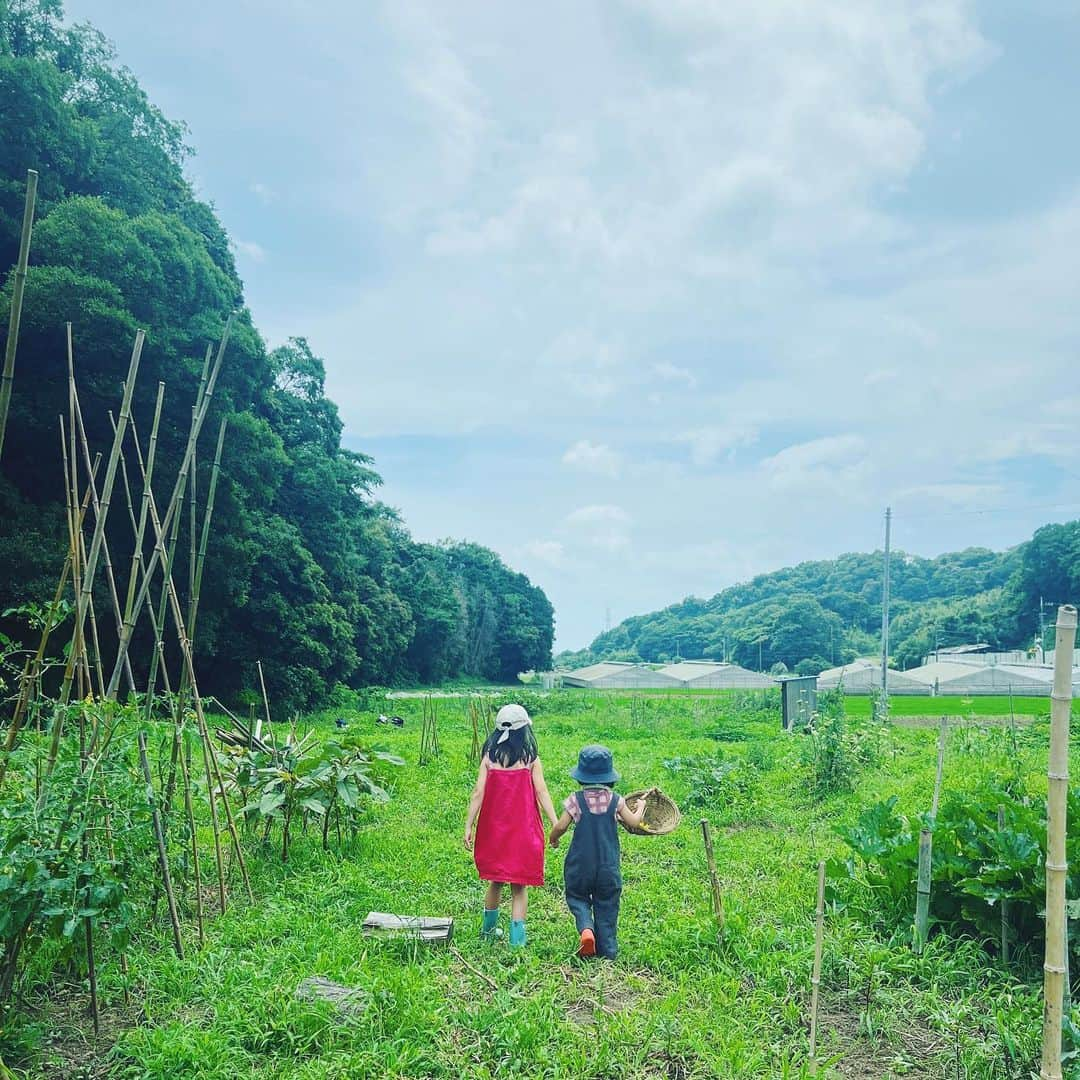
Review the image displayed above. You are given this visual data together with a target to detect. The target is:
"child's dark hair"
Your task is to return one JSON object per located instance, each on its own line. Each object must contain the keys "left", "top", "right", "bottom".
{"left": 483, "top": 725, "right": 538, "bottom": 768}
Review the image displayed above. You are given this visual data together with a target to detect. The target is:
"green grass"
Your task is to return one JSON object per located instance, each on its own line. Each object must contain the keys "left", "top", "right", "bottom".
{"left": 14, "top": 691, "right": 1072, "bottom": 1078}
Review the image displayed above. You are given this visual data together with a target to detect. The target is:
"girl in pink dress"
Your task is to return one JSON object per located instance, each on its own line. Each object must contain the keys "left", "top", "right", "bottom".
{"left": 464, "top": 704, "right": 559, "bottom": 947}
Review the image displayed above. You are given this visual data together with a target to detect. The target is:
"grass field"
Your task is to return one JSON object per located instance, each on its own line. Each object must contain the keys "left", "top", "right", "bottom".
{"left": 14, "top": 689, "right": 1078, "bottom": 1078}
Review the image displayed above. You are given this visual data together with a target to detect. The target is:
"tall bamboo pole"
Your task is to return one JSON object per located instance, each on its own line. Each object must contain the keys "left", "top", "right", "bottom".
{"left": 179, "top": 731, "right": 205, "bottom": 947}
{"left": 914, "top": 717, "right": 947, "bottom": 953}
{"left": 0, "top": 169, "right": 38, "bottom": 462}
{"left": 69, "top": 328, "right": 137, "bottom": 695}
{"left": 122, "top": 384, "right": 164, "bottom": 634}
{"left": 56, "top": 330, "right": 144, "bottom": 709}
{"left": 134, "top": 439, "right": 251, "bottom": 905}
{"left": 1041, "top": 604, "right": 1078, "bottom": 1080}
{"left": 188, "top": 418, "right": 226, "bottom": 643}
{"left": 138, "top": 731, "right": 184, "bottom": 959}
{"left": 998, "top": 804, "right": 1010, "bottom": 965}
{"left": 108, "top": 317, "right": 233, "bottom": 701}
{"left": 809, "top": 859, "right": 826, "bottom": 1074}
{"left": 115, "top": 409, "right": 174, "bottom": 702}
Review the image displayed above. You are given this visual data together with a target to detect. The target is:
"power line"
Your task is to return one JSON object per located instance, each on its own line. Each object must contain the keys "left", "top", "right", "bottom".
{"left": 896, "top": 500, "right": 1080, "bottom": 522}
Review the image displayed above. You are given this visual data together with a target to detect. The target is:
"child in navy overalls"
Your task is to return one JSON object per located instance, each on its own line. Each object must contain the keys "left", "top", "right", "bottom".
{"left": 549, "top": 745, "right": 646, "bottom": 959}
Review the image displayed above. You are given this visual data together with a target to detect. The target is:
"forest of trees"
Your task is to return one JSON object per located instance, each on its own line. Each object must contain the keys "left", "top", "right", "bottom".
{"left": 0, "top": 0, "right": 554, "bottom": 711}
{"left": 558, "top": 521, "right": 1080, "bottom": 675}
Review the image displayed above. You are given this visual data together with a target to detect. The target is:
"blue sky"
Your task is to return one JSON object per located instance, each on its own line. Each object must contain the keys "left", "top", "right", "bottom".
{"left": 65, "top": 1, "right": 1080, "bottom": 650}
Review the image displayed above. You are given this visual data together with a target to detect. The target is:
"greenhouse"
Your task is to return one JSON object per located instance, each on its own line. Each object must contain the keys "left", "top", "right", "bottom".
{"left": 560, "top": 661, "right": 683, "bottom": 689}
{"left": 656, "top": 660, "right": 776, "bottom": 689}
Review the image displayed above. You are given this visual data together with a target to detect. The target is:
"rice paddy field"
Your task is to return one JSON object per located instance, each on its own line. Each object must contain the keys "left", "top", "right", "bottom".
{"left": 10, "top": 688, "right": 1079, "bottom": 1079}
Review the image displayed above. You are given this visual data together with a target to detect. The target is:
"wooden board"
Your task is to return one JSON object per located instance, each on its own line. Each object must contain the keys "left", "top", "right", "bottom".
{"left": 362, "top": 911, "right": 453, "bottom": 943}
{"left": 296, "top": 976, "right": 369, "bottom": 1017}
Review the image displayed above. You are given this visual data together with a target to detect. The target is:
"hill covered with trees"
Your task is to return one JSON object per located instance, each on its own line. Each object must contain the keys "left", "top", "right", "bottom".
{"left": 557, "top": 520, "right": 1080, "bottom": 675}
{"left": 0, "top": 0, "right": 553, "bottom": 710}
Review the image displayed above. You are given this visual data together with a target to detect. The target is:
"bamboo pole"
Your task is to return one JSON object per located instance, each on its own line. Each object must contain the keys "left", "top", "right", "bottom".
{"left": 115, "top": 409, "right": 174, "bottom": 702}
{"left": 137, "top": 730, "right": 184, "bottom": 959}
{"left": 0, "top": 458, "right": 99, "bottom": 784}
{"left": 700, "top": 818, "right": 725, "bottom": 935}
{"left": 257, "top": 660, "right": 272, "bottom": 744}
{"left": 1041, "top": 604, "right": 1078, "bottom": 1080}
{"left": 56, "top": 330, "right": 144, "bottom": 709}
{"left": 998, "top": 805, "right": 1009, "bottom": 965}
{"left": 70, "top": 328, "right": 137, "bottom": 696}
{"left": 134, "top": 445, "right": 251, "bottom": 906}
{"left": 914, "top": 717, "right": 947, "bottom": 953}
{"left": 809, "top": 859, "right": 826, "bottom": 1074}
{"left": 179, "top": 730, "right": 205, "bottom": 947}
{"left": 188, "top": 417, "right": 226, "bottom": 644}
{"left": 108, "top": 318, "right": 233, "bottom": 701}
{"left": 0, "top": 169, "right": 38, "bottom": 462}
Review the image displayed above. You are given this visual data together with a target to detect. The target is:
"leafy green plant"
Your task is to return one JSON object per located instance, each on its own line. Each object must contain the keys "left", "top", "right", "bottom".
{"left": 219, "top": 732, "right": 403, "bottom": 860}
{"left": 663, "top": 751, "right": 759, "bottom": 820}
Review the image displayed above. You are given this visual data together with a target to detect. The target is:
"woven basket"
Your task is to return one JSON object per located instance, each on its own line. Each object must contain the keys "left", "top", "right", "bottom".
{"left": 622, "top": 789, "right": 681, "bottom": 836}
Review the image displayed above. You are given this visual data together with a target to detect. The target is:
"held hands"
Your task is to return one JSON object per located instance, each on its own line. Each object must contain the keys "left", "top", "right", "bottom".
{"left": 463, "top": 826, "right": 474, "bottom": 851}
{"left": 549, "top": 832, "right": 560, "bottom": 848}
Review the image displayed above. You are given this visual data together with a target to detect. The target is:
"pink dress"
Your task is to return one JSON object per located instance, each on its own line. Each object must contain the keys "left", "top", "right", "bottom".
{"left": 473, "top": 766, "right": 545, "bottom": 886}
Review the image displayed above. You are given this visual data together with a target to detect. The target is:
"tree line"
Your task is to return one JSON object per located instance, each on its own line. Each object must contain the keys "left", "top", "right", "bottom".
{"left": 0, "top": 0, "right": 554, "bottom": 712}
{"left": 559, "top": 522, "right": 1080, "bottom": 675}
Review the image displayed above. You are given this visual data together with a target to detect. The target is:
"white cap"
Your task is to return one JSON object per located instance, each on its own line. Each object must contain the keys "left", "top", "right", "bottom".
{"left": 494, "top": 703, "right": 532, "bottom": 744}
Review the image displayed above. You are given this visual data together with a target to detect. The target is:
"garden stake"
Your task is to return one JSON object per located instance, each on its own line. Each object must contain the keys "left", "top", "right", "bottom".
{"left": 138, "top": 731, "right": 184, "bottom": 959}
{"left": 0, "top": 461, "right": 98, "bottom": 783}
{"left": 998, "top": 805, "right": 1009, "bottom": 965}
{"left": 0, "top": 169, "right": 38, "bottom": 462}
{"left": 257, "top": 660, "right": 272, "bottom": 743}
{"left": 139, "top": 457, "right": 251, "bottom": 908}
{"left": 914, "top": 717, "right": 947, "bottom": 953}
{"left": 107, "top": 316, "right": 233, "bottom": 701}
{"left": 179, "top": 727, "right": 205, "bottom": 946}
{"left": 70, "top": 328, "right": 137, "bottom": 694}
{"left": 700, "top": 818, "right": 724, "bottom": 935}
{"left": 116, "top": 410, "right": 175, "bottom": 703}
{"left": 1040, "top": 604, "right": 1078, "bottom": 1080}
{"left": 56, "top": 329, "right": 144, "bottom": 714}
{"left": 809, "top": 859, "right": 826, "bottom": 1074}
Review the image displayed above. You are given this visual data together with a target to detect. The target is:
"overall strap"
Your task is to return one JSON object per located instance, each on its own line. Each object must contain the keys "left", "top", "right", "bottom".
{"left": 607, "top": 792, "right": 621, "bottom": 818}
{"left": 575, "top": 790, "right": 588, "bottom": 814}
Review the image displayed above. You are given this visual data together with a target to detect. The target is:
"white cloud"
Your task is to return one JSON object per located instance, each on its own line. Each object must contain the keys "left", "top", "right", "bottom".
{"left": 760, "top": 434, "right": 871, "bottom": 494}
{"left": 234, "top": 239, "right": 267, "bottom": 262}
{"left": 522, "top": 539, "right": 566, "bottom": 567}
{"left": 652, "top": 362, "right": 697, "bottom": 388}
{"left": 562, "top": 440, "right": 621, "bottom": 477}
{"left": 567, "top": 505, "right": 630, "bottom": 526}
{"left": 676, "top": 424, "right": 759, "bottom": 466}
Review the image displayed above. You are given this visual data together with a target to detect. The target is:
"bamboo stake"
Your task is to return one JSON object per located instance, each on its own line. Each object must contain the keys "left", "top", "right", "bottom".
{"left": 700, "top": 818, "right": 725, "bottom": 935}
{"left": 179, "top": 729, "right": 205, "bottom": 947}
{"left": 134, "top": 448, "right": 251, "bottom": 905}
{"left": 998, "top": 805, "right": 1009, "bottom": 965}
{"left": 0, "top": 169, "right": 38, "bottom": 462}
{"left": 809, "top": 859, "right": 826, "bottom": 1074}
{"left": 70, "top": 329, "right": 137, "bottom": 696}
{"left": 0, "top": 458, "right": 99, "bottom": 783}
{"left": 137, "top": 731, "right": 184, "bottom": 959}
{"left": 115, "top": 409, "right": 174, "bottom": 702}
{"left": 107, "top": 317, "right": 233, "bottom": 701}
{"left": 257, "top": 660, "right": 272, "bottom": 744}
{"left": 1041, "top": 604, "right": 1078, "bottom": 1080}
{"left": 188, "top": 418, "right": 226, "bottom": 644}
{"left": 55, "top": 330, "right": 144, "bottom": 709}
{"left": 914, "top": 717, "right": 947, "bottom": 953}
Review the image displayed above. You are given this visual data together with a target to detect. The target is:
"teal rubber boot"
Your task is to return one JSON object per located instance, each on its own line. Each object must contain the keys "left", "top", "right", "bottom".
{"left": 480, "top": 908, "right": 501, "bottom": 940}
{"left": 509, "top": 919, "right": 526, "bottom": 948}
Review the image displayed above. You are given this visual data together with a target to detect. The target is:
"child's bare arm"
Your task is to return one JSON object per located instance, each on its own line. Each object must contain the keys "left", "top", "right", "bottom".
{"left": 549, "top": 810, "right": 573, "bottom": 847}
{"left": 464, "top": 760, "right": 489, "bottom": 850}
{"left": 617, "top": 790, "right": 651, "bottom": 830}
{"left": 531, "top": 758, "right": 560, "bottom": 827}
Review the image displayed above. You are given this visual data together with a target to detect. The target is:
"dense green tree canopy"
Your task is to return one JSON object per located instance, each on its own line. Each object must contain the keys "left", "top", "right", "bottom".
{"left": 559, "top": 530, "right": 1075, "bottom": 674}
{"left": 0, "top": 0, "right": 554, "bottom": 710}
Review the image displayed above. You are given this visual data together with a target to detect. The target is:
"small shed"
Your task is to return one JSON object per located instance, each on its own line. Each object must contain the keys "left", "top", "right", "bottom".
{"left": 778, "top": 675, "right": 817, "bottom": 731}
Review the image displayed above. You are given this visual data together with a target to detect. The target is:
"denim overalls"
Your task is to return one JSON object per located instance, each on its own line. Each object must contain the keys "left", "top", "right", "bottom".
{"left": 563, "top": 789, "right": 622, "bottom": 959}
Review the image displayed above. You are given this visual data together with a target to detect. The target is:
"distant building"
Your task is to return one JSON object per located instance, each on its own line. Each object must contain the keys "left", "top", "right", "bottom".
{"left": 816, "top": 658, "right": 926, "bottom": 694}
{"left": 656, "top": 660, "right": 775, "bottom": 689}
{"left": 561, "top": 661, "right": 683, "bottom": 689}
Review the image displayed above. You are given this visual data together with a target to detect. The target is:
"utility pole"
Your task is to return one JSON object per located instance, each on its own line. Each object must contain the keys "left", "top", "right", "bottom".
{"left": 881, "top": 507, "right": 892, "bottom": 715}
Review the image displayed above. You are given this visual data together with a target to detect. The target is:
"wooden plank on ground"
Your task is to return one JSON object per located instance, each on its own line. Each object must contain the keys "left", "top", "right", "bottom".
{"left": 362, "top": 912, "right": 454, "bottom": 943}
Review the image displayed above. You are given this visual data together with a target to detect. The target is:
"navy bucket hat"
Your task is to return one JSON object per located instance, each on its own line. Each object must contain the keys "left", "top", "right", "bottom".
{"left": 571, "top": 744, "right": 620, "bottom": 785}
